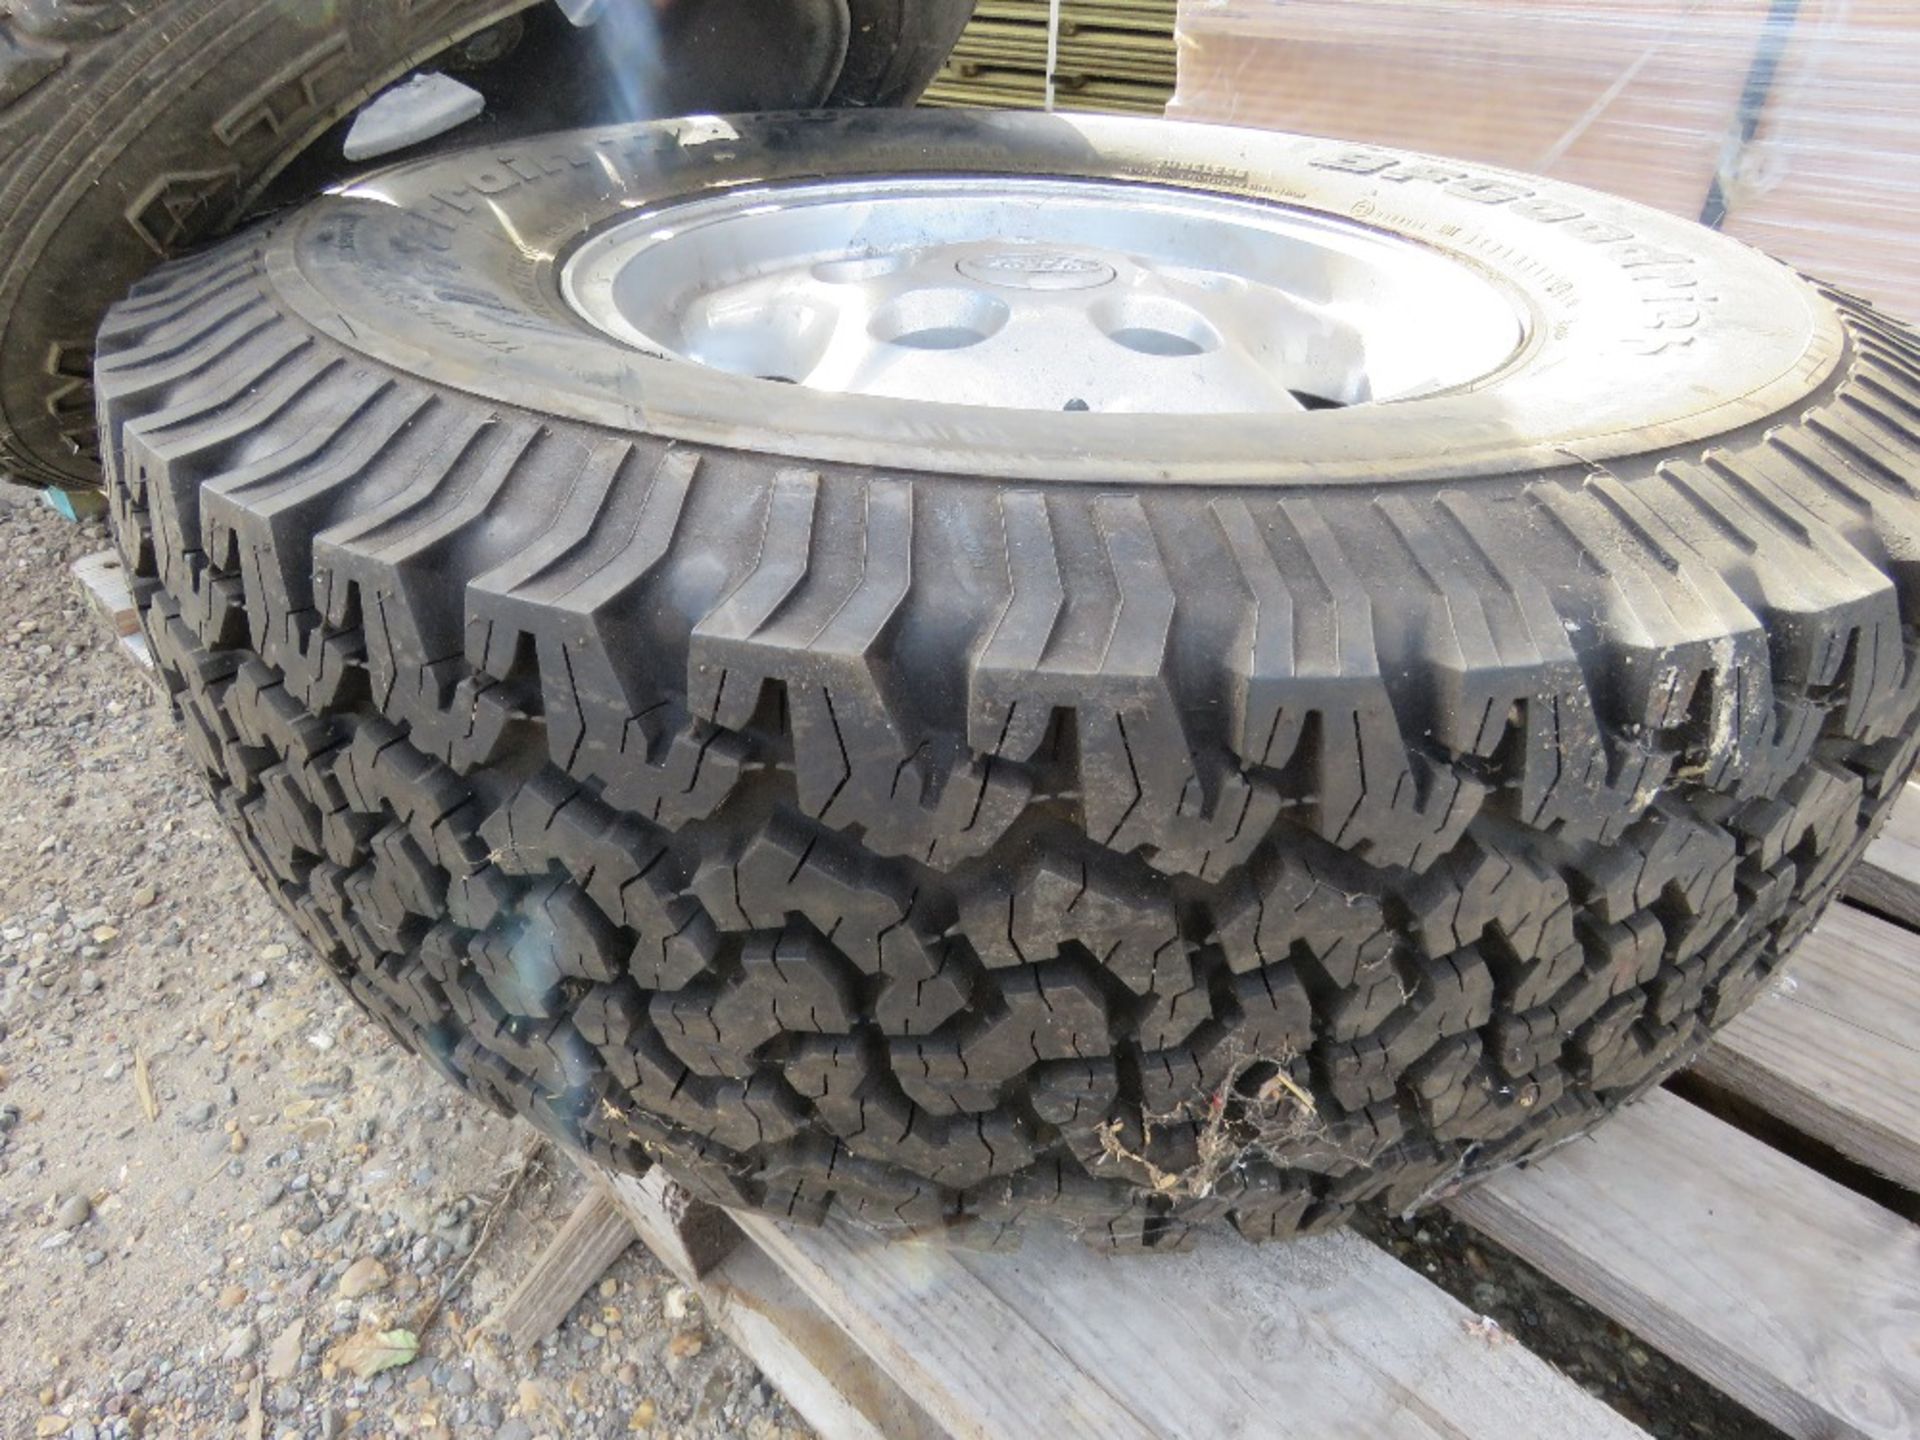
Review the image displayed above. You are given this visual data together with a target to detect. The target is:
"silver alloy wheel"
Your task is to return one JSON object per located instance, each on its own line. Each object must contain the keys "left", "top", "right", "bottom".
{"left": 559, "top": 177, "right": 1528, "bottom": 414}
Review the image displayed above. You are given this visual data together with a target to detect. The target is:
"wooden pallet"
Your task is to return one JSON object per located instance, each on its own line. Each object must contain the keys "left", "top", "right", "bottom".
{"left": 1847, "top": 784, "right": 1920, "bottom": 934}
{"left": 491, "top": 799, "right": 1920, "bottom": 1440}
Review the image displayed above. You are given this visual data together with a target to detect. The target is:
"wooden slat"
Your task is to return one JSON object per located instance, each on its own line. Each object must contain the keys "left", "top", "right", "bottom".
{"left": 1694, "top": 903, "right": 1920, "bottom": 1191}
{"left": 1847, "top": 781, "right": 1920, "bottom": 930}
{"left": 482, "top": 1188, "right": 636, "bottom": 1352}
{"left": 602, "top": 1170, "right": 740, "bottom": 1280}
{"left": 599, "top": 1170, "right": 945, "bottom": 1440}
{"left": 71, "top": 549, "right": 152, "bottom": 671}
{"left": 706, "top": 1241, "right": 947, "bottom": 1440}
{"left": 1450, "top": 1090, "right": 1920, "bottom": 1440}
{"left": 735, "top": 1208, "right": 1649, "bottom": 1440}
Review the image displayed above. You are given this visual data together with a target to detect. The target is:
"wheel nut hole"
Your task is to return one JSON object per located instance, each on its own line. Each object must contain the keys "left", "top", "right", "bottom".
{"left": 869, "top": 288, "right": 1009, "bottom": 351}
{"left": 812, "top": 252, "right": 910, "bottom": 284}
{"left": 1092, "top": 294, "right": 1219, "bottom": 358}
{"left": 1108, "top": 327, "right": 1207, "bottom": 358}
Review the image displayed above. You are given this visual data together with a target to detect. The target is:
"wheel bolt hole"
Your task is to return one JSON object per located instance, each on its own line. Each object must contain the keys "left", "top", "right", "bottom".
{"left": 890, "top": 327, "right": 989, "bottom": 351}
{"left": 812, "top": 253, "right": 909, "bottom": 283}
{"left": 869, "top": 288, "right": 1009, "bottom": 351}
{"left": 1108, "top": 327, "right": 1208, "bottom": 358}
{"left": 1091, "top": 294, "right": 1220, "bottom": 359}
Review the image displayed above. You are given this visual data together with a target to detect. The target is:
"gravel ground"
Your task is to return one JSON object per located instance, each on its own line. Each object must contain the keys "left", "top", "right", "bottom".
{"left": 0, "top": 492, "right": 812, "bottom": 1440}
{"left": 0, "top": 488, "right": 1783, "bottom": 1440}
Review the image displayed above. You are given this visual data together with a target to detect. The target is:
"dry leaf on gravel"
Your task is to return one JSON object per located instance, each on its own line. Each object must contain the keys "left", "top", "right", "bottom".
{"left": 333, "top": 1329, "right": 419, "bottom": 1379}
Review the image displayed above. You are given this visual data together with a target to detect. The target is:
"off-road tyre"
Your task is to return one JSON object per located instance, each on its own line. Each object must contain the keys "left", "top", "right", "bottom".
{"left": 829, "top": 0, "right": 977, "bottom": 108}
{"left": 0, "top": 0, "right": 547, "bottom": 489}
{"left": 0, "top": 0, "right": 979, "bottom": 490}
{"left": 98, "top": 111, "right": 1920, "bottom": 1250}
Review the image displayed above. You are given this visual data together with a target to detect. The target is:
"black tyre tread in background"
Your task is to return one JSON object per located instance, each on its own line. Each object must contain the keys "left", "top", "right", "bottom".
{"left": 830, "top": 0, "right": 977, "bottom": 107}
{"left": 98, "top": 152, "right": 1920, "bottom": 1248}
{"left": 0, "top": 2, "right": 979, "bottom": 490}
{"left": 0, "top": 0, "right": 542, "bottom": 489}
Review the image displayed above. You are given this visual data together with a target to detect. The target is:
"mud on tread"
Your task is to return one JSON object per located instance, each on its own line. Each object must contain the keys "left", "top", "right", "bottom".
{"left": 100, "top": 219, "right": 1920, "bottom": 1249}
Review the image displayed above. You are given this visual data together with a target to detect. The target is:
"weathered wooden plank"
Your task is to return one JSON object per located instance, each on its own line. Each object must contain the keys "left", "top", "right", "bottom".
{"left": 1695, "top": 903, "right": 1920, "bottom": 1192}
{"left": 734, "top": 1211, "right": 1154, "bottom": 1440}
{"left": 1450, "top": 1090, "right": 1920, "bottom": 1440}
{"left": 736, "top": 1208, "right": 1650, "bottom": 1440}
{"left": 1846, "top": 780, "right": 1920, "bottom": 930}
{"left": 599, "top": 1169, "right": 945, "bottom": 1440}
{"left": 482, "top": 1188, "right": 636, "bottom": 1353}
{"left": 601, "top": 1169, "right": 740, "bottom": 1280}
{"left": 706, "top": 1238, "right": 949, "bottom": 1440}
{"left": 70, "top": 548, "right": 152, "bottom": 671}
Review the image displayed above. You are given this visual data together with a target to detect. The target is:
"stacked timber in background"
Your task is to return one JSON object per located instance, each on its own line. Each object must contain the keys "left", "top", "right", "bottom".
{"left": 924, "top": 0, "right": 1176, "bottom": 115}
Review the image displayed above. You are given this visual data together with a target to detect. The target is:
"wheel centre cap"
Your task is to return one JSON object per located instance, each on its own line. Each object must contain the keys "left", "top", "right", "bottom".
{"left": 956, "top": 250, "right": 1118, "bottom": 291}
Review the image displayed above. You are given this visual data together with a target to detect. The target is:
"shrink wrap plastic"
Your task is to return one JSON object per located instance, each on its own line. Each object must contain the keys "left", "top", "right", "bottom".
{"left": 1170, "top": 1, "right": 1920, "bottom": 319}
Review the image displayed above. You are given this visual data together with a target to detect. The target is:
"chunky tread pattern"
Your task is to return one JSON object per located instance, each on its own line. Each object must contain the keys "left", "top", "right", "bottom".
{"left": 100, "top": 235, "right": 1920, "bottom": 1249}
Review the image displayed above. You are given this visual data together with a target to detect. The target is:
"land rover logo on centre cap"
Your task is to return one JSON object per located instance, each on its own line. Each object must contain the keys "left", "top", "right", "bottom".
{"left": 957, "top": 250, "right": 1117, "bottom": 290}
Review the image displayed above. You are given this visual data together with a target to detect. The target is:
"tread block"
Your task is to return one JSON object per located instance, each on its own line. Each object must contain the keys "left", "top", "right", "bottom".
{"left": 1214, "top": 843, "right": 1396, "bottom": 987}
{"left": 694, "top": 818, "right": 965, "bottom": 1033}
